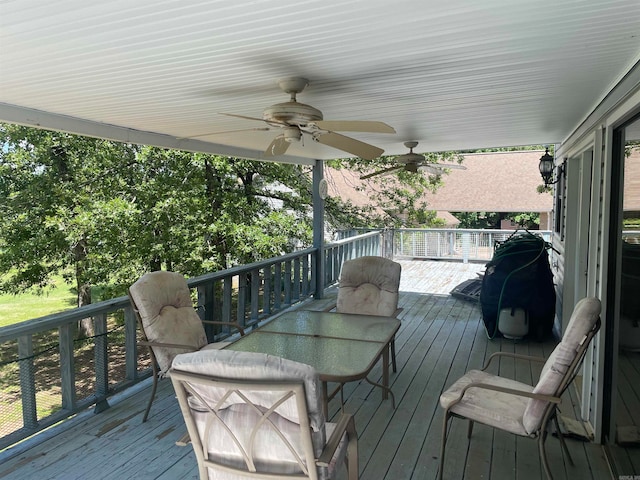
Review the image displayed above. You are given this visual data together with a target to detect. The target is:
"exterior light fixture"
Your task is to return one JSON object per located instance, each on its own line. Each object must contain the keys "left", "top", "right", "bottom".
{"left": 538, "top": 148, "right": 563, "bottom": 187}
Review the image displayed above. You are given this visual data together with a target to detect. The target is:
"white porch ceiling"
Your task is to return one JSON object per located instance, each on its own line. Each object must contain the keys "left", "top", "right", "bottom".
{"left": 1, "top": 0, "right": 640, "bottom": 164}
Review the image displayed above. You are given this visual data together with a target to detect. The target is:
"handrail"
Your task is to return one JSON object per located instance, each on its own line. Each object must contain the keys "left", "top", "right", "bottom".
{"left": 0, "top": 232, "right": 384, "bottom": 451}
{"left": 392, "top": 228, "right": 552, "bottom": 263}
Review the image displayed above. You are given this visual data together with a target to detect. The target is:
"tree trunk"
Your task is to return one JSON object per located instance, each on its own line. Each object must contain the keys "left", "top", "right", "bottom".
{"left": 74, "top": 238, "right": 94, "bottom": 338}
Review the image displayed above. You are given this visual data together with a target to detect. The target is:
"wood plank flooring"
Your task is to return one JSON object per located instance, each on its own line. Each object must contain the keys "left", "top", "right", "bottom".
{"left": 0, "top": 260, "right": 617, "bottom": 479}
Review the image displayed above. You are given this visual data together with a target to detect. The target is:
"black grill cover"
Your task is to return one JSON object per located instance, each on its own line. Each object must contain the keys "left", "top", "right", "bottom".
{"left": 480, "top": 232, "right": 556, "bottom": 340}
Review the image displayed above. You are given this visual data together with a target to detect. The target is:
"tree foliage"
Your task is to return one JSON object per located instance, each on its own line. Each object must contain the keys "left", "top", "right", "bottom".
{"left": 452, "top": 211, "right": 540, "bottom": 229}
{"left": 1, "top": 124, "right": 449, "bottom": 312}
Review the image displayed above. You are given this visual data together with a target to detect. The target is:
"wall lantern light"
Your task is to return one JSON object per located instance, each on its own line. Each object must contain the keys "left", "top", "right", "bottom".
{"left": 538, "top": 148, "right": 564, "bottom": 187}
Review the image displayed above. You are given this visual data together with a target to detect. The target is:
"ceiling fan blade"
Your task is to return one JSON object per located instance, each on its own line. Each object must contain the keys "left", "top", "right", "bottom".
{"left": 181, "top": 127, "right": 270, "bottom": 139}
{"left": 419, "top": 163, "right": 467, "bottom": 174}
{"left": 315, "top": 132, "right": 384, "bottom": 160}
{"left": 312, "top": 120, "right": 396, "bottom": 134}
{"left": 220, "top": 112, "right": 289, "bottom": 129}
{"left": 265, "top": 135, "right": 290, "bottom": 157}
{"left": 418, "top": 165, "right": 442, "bottom": 175}
{"left": 360, "top": 165, "right": 404, "bottom": 180}
{"left": 434, "top": 163, "right": 467, "bottom": 170}
{"left": 219, "top": 112, "right": 267, "bottom": 123}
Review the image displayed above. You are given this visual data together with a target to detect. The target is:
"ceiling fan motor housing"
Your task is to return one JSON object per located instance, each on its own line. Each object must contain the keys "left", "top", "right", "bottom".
{"left": 263, "top": 101, "right": 323, "bottom": 126}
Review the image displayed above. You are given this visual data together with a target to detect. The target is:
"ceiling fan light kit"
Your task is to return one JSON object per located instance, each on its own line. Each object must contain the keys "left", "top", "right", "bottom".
{"left": 221, "top": 77, "right": 395, "bottom": 160}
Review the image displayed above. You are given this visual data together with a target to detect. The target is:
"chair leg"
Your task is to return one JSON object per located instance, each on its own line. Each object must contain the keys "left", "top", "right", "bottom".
{"left": 142, "top": 370, "right": 159, "bottom": 423}
{"left": 391, "top": 337, "right": 397, "bottom": 373}
{"left": 438, "top": 412, "right": 450, "bottom": 480}
{"left": 538, "top": 427, "right": 554, "bottom": 480}
{"left": 553, "top": 414, "right": 574, "bottom": 466}
{"left": 346, "top": 417, "right": 358, "bottom": 480}
{"left": 467, "top": 420, "right": 474, "bottom": 439}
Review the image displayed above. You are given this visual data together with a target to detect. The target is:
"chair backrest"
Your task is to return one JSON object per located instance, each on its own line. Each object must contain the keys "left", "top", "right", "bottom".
{"left": 522, "top": 296, "right": 601, "bottom": 434}
{"left": 129, "top": 271, "right": 207, "bottom": 374}
{"left": 170, "top": 349, "right": 327, "bottom": 480}
{"left": 336, "top": 256, "right": 401, "bottom": 317}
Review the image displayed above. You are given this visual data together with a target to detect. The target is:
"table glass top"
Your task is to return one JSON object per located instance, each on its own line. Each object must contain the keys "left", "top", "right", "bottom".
{"left": 225, "top": 332, "right": 386, "bottom": 381}
{"left": 258, "top": 310, "right": 400, "bottom": 342}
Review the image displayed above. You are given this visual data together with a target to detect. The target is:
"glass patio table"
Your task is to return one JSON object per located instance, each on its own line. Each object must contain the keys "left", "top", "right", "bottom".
{"left": 225, "top": 310, "right": 400, "bottom": 416}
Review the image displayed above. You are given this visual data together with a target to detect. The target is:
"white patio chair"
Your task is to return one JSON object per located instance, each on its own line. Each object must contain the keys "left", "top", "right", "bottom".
{"left": 337, "top": 256, "right": 402, "bottom": 372}
{"left": 170, "top": 349, "right": 359, "bottom": 480}
{"left": 128, "top": 270, "right": 244, "bottom": 422}
{"left": 438, "top": 296, "right": 601, "bottom": 480}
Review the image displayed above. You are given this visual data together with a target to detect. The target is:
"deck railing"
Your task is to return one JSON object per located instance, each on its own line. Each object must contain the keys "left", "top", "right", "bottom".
{"left": 0, "top": 231, "right": 383, "bottom": 450}
{"left": 393, "top": 228, "right": 552, "bottom": 263}
{"left": 4, "top": 226, "right": 548, "bottom": 449}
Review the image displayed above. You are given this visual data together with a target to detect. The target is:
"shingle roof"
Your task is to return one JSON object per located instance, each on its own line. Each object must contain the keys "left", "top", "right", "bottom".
{"left": 420, "top": 150, "right": 553, "bottom": 213}
{"left": 325, "top": 150, "right": 553, "bottom": 216}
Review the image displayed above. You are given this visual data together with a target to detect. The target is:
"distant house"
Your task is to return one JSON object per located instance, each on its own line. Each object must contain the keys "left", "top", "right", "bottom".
{"left": 325, "top": 150, "right": 553, "bottom": 229}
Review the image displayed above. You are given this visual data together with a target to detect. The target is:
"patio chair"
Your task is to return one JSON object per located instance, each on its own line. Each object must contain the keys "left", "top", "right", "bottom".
{"left": 170, "top": 349, "right": 359, "bottom": 480}
{"left": 128, "top": 270, "right": 245, "bottom": 423}
{"left": 438, "top": 296, "right": 601, "bottom": 480}
{"left": 337, "top": 256, "right": 402, "bottom": 372}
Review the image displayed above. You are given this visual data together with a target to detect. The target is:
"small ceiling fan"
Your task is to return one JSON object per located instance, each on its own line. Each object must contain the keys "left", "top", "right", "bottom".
{"left": 360, "top": 141, "right": 467, "bottom": 179}
{"left": 218, "top": 77, "right": 395, "bottom": 160}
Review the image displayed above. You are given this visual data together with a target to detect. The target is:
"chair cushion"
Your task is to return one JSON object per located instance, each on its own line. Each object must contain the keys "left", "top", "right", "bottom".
{"left": 337, "top": 256, "right": 401, "bottom": 317}
{"left": 130, "top": 271, "right": 208, "bottom": 374}
{"left": 190, "top": 406, "right": 346, "bottom": 480}
{"left": 522, "top": 297, "right": 601, "bottom": 434}
{"left": 440, "top": 369, "right": 533, "bottom": 436}
{"left": 172, "top": 349, "right": 326, "bottom": 448}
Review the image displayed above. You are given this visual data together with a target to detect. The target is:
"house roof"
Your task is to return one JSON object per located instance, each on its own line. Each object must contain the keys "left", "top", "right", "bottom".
{"left": 1, "top": 1, "right": 640, "bottom": 163}
{"left": 325, "top": 150, "right": 552, "bottom": 219}
{"left": 421, "top": 150, "right": 553, "bottom": 212}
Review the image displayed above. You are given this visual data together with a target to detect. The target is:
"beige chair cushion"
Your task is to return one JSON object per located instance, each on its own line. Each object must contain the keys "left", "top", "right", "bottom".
{"left": 172, "top": 349, "right": 325, "bottom": 445}
{"left": 337, "top": 256, "right": 401, "bottom": 317}
{"left": 439, "top": 369, "right": 533, "bottom": 436}
{"left": 522, "top": 297, "right": 601, "bottom": 433}
{"left": 130, "top": 271, "right": 208, "bottom": 374}
{"left": 172, "top": 350, "right": 346, "bottom": 480}
{"left": 189, "top": 406, "right": 345, "bottom": 480}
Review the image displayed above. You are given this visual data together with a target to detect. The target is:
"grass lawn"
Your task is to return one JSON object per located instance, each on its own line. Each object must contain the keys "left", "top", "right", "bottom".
{"left": 0, "top": 276, "right": 77, "bottom": 328}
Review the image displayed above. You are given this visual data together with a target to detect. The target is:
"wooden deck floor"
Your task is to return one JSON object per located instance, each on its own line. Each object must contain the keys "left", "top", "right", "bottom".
{"left": 0, "top": 260, "right": 616, "bottom": 479}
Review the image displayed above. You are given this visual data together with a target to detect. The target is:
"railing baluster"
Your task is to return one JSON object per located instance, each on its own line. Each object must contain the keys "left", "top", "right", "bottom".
{"left": 124, "top": 306, "right": 138, "bottom": 381}
{"left": 274, "top": 262, "right": 282, "bottom": 311}
{"left": 293, "top": 258, "right": 301, "bottom": 302}
{"left": 250, "top": 268, "right": 260, "bottom": 323}
{"left": 59, "top": 324, "right": 76, "bottom": 412}
{"left": 94, "top": 313, "right": 109, "bottom": 412}
{"left": 223, "top": 277, "right": 232, "bottom": 324}
{"left": 237, "top": 273, "right": 247, "bottom": 327}
{"left": 302, "top": 254, "right": 309, "bottom": 296}
{"left": 263, "top": 265, "right": 273, "bottom": 315}
{"left": 18, "top": 335, "right": 37, "bottom": 430}
{"left": 284, "top": 260, "right": 292, "bottom": 306}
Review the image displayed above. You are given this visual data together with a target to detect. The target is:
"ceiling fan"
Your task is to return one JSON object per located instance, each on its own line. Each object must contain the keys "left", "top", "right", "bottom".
{"left": 360, "top": 141, "right": 467, "bottom": 179}
{"left": 219, "top": 77, "right": 395, "bottom": 160}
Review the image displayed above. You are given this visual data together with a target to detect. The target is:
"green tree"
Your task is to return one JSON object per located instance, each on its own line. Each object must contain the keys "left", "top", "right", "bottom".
{"left": 0, "top": 124, "right": 454, "bottom": 324}
{"left": 0, "top": 126, "right": 314, "bottom": 325}
{"left": 452, "top": 211, "right": 540, "bottom": 229}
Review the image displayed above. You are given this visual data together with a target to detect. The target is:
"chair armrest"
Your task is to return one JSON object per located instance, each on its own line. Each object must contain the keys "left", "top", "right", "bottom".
{"left": 201, "top": 320, "right": 246, "bottom": 336}
{"left": 446, "top": 381, "right": 561, "bottom": 411}
{"left": 139, "top": 340, "right": 196, "bottom": 351}
{"left": 482, "top": 351, "right": 546, "bottom": 371}
{"left": 317, "top": 413, "right": 356, "bottom": 467}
